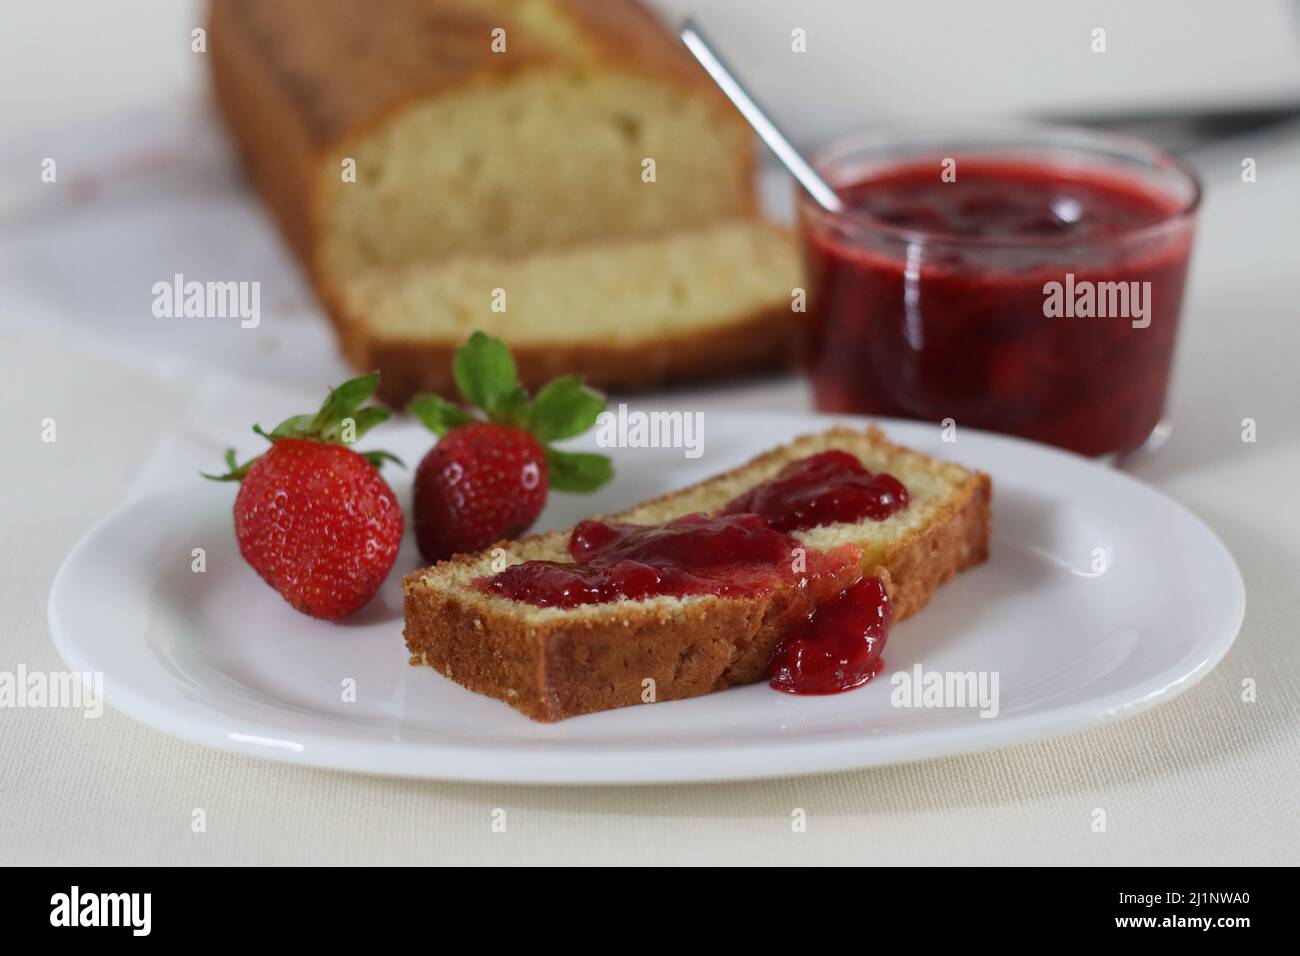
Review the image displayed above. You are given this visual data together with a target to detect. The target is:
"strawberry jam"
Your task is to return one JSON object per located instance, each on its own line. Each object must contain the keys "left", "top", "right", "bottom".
{"left": 477, "top": 452, "right": 905, "bottom": 694}
{"left": 722, "top": 450, "right": 908, "bottom": 530}
{"left": 478, "top": 452, "right": 910, "bottom": 609}
{"left": 800, "top": 156, "right": 1198, "bottom": 457}
{"left": 478, "top": 512, "right": 861, "bottom": 608}
{"left": 769, "top": 576, "right": 891, "bottom": 695}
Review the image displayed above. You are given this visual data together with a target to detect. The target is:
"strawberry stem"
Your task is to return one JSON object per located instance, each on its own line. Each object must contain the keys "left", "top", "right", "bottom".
{"left": 201, "top": 372, "right": 402, "bottom": 482}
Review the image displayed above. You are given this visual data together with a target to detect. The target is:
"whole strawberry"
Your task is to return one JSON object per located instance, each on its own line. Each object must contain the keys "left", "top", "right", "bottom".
{"left": 409, "top": 333, "right": 613, "bottom": 562}
{"left": 413, "top": 423, "right": 547, "bottom": 560}
{"left": 205, "top": 373, "right": 404, "bottom": 620}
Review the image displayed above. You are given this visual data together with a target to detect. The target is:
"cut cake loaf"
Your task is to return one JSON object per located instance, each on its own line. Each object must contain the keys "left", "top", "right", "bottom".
{"left": 209, "top": 0, "right": 757, "bottom": 276}
{"left": 404, "top": 426, "right": 992, "bottom": 721}
{"left": 209, "top": 0, "right": 799, "bottom": 400}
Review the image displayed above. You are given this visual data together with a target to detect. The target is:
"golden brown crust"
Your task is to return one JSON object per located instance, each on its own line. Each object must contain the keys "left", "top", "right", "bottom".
{"left": 212, "top": 0, "right": 739, "bottom": 148}
{"left": 406, "top": 574, "right": 844, "bottom": 721}
{"left": 209, "top": 0, "right": 322, "bottom": 264}
{"left": 336, "top": 301, "right": 799, "bottom": 406}
{"left": 407, "top": 563, "right": 897, "bottom": 721}
{"left": 881, "top": 468, "right": 990, "bottom": 621}
{"left": 403, "top": 427, "right": 992, "bottom": 721}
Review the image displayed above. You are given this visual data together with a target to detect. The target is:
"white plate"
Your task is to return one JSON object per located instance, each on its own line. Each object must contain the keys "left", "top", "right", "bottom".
{"left": 49, "top": 413, "right": 1244, "bottom": 783}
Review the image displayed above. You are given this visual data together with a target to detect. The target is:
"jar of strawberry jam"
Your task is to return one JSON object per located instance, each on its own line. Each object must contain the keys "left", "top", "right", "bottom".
{"left": 797, "top": 126, "right": 1200, "bottom": 458}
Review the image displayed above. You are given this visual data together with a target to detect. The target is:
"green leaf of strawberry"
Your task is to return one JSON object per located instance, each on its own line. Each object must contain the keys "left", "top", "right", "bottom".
{"left": 409, "top": 394, "right": 476, "bottom": 436}
{"left": 313, "top": 371, "right": 380, "bottom": 429}
{"left": 200, "top": 447, "right": 254, "bottom": 483}
{"left": 262, "top": 414, "right": 311, "bottom": 438}
{"left": 453, "top": 331, "right": 519, "bottom": 417}
{"left": 361, "top": 450, "right": 406, "bottom": 470}
{"left": 528, "top": 375, "right": 606, "bottom": 442}
{"left": 545, "top": 447, "right": 615, "bottom": 492}
{"left": 203, "top": 372, "right": 402, "bottom": 481}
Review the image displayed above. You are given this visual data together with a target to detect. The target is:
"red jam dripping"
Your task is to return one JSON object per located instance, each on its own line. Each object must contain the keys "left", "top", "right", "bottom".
{"left": 769, "top": 576, "right": 892, "bottom": 695}
{"left": 721, "top": 450, "right": 908, "bottom": 531}
{"left": 479, "top": 512, "right": 861, "bottom": 609}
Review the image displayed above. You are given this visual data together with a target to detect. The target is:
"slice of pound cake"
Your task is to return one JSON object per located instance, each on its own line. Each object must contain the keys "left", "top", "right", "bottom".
{"left": 333, "top": 221, "right": 801, "bottom": 403}
{"left": 404, "top": 427, "right": 992, "bottom": 721}
{"left": 209, "top": 0, "right": 798, "bottom": 400}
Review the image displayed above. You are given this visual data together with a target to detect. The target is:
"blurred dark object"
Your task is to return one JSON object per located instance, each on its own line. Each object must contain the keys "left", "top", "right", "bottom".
{"left": 1061, "top": 106, "right": 1300, "bottom": 156}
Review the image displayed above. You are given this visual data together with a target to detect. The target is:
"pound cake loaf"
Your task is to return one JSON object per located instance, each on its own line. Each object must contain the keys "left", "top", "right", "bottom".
{"left": 334, "top": 220, "right": 801, "bottom": 403}
{"left": 209, "top": 0, "right": 799, "bottom": 397}
{"left": 404, "top": 427, "right": 992, "bottom": 720}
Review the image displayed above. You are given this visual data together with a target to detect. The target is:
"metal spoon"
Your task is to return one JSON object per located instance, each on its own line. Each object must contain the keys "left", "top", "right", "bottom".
{"left": 679, "top": 18, "right": 845, "bottom": 214}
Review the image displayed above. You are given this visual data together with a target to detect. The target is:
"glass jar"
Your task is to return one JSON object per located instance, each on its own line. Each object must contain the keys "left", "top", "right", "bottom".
{"left": 797, "top": 125, "right": 1201, "bottom": 458}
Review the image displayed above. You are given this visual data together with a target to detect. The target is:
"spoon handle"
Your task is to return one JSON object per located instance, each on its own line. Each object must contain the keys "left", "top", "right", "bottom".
{"left": 679, "top": 18, "right": 844, "bottom": 214}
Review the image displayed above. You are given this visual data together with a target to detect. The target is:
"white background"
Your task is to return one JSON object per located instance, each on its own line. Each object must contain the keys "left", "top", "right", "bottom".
{"left": 2, "top": 0, "right": 1299, "bottom": 865}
